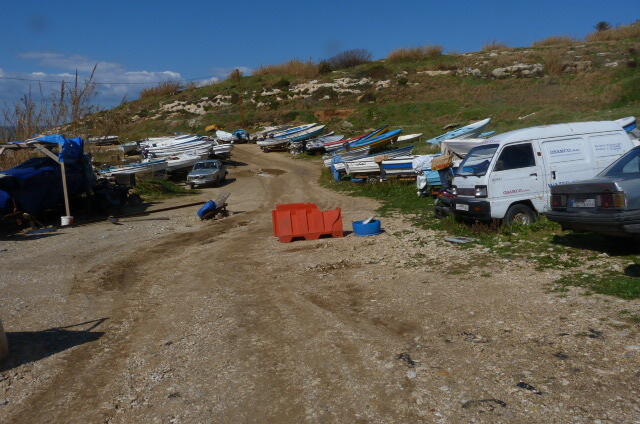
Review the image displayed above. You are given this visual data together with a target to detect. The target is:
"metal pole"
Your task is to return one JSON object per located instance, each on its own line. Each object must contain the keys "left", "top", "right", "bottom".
{"left": 0, "top": 318, "right": 8, "bottom": 361}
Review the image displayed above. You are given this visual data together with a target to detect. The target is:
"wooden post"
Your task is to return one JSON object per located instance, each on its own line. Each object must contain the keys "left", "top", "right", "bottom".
{"left": 60, "top": 161, "right": 72, "bottom": 217}
{"left": 0, "top": 319, "right": 8, "bottom": 361}
{"left": 34, "top": 143, "right": 71, "bottom": 218}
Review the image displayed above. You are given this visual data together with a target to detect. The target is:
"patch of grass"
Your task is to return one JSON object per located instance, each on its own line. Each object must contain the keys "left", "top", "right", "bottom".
{"left": 483, "top": 41, "right": 509, "bottom": 51}
{"left": 532, "top": 36, "right": 577, "bottom": 47}
{"left": 586, "top": 21, "right": 640, "bottom": 42}
{"left": 254, "top": 59, "right": 319, "bottom": 78}
{"left": 139, "top": 81, "right": 183, "bottom": 99}
{"left": 555, "top": 273, "right": 640, "bottom": 299}
{"left": 541, "top": 49, "right": 565, "bottom": 75}
{"left": 619, "top": 309, "right": 640, "bottom": 324}
{"left": 134, "top": 178, "right": 199, "bottom": 200}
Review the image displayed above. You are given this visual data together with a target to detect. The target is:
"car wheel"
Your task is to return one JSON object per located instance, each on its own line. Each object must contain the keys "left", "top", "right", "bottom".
{"left": 504, "top": 204, "right": 537, "bottom": 226}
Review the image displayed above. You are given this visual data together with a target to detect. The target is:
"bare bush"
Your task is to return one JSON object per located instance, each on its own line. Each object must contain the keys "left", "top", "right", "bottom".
{"left": 326, "top": 49, "right": 372, "bottom": 69}
{"left": 533, "top": 36, "right": 577, "bottom": 47}
{"left": 587, "top": 21, "right": 640, "bottom": 42}
{"left": 139, "top": 80, "right": 183, "bottom": 99}
{"left": 1, "top": 66, "right": 98, "bottom": 142}
{"left": 387, "top": 45, "right": 443, "bottom": 62}
{"left": 228, "top": 68, "right": 243, "bottom": 80}
{"left": 483, "top": 41, "right": 509, "bottom": 51}
{"left": 254, "top": 59, "right": 319, "bottom": 78}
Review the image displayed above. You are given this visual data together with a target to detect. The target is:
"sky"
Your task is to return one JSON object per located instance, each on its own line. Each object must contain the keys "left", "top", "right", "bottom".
{"left": 1, "top": 0, "right": 637, "bottom": 108}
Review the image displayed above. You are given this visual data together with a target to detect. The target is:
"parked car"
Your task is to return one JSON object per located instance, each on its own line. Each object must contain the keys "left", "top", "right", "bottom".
{"left": 186, "top": 160, "right": 227, "bottom": 188}
{"left": 546, "top": 146, "right": 640, "bottom": 237}
{"left": 451, "top": 121, "right": 636, "bottom": 225}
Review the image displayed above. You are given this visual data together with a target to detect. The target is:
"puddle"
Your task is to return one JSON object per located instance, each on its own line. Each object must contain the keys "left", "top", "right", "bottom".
{"left": 257, "top": 168, "right": 286, "bottom": 177}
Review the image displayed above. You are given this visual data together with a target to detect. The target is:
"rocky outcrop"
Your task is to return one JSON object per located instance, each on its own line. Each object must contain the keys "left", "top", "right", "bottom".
{"left": 491, "top": 63, "right": 544, "bottom": 79}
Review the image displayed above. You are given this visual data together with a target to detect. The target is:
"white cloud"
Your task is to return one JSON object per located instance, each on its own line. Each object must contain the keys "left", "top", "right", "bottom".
{"left": 3, "top": 51, "right": 188, "bottom": 107}
{"left": 194, "top": 76, "right": 220, "bottom": 87}
{"left": 2, "top": 52, "right": 254, "bottom": 108}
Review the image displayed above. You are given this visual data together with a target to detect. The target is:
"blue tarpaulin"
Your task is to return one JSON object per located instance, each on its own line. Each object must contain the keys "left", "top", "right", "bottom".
{"left": 35, "top": 134, "right": 84, "bottom": 163}
{"left": 0, "top": 135, "right": 89, "bottom": 216}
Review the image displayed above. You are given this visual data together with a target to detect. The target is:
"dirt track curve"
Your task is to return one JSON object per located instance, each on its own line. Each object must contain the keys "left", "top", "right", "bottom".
{"left": 1, "top": 144, "right": 639, "bottom": 423}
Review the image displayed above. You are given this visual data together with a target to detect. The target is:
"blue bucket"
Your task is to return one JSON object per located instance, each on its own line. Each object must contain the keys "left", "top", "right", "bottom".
{"left": 352, "top": 219, "right": 382, "bottom": 236}
{"left": 197, "top": 200, "right": 217, "bottom": 219}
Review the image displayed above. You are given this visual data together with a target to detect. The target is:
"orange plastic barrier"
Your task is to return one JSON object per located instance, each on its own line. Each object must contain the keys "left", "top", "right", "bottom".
{"left": 272, "top": 203, "right": 344, "bottom": 243}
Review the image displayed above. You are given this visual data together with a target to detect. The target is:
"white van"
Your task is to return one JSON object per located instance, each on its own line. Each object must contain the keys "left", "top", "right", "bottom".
{"left": 451, "top": 121, "right": 636, "bottom": 224}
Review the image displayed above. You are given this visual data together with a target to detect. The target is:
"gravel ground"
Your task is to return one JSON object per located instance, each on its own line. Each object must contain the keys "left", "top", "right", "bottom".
{"left": 1, "top": 144, "right": 639, "bottom": 424}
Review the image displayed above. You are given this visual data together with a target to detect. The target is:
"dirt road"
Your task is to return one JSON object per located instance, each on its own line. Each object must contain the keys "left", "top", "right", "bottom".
{"left": 1, "top": 145, "right": 639, "bottom": 423}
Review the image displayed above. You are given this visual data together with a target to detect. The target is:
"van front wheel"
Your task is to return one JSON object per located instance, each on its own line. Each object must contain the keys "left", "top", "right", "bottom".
{"left": 503, "top": 204, "right": 537, "bottom": 226}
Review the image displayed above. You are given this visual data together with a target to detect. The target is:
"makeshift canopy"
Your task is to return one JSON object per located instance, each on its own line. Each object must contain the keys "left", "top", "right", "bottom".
{"left": 0, "top": 135, "right": 90, "bottom": 217}
{"left": 34, "top": 134, "right": 84, "bottom": 163}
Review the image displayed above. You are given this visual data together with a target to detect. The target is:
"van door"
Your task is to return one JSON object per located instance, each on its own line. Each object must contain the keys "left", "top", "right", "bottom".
{"left": 590, "top": 132, "right": 632, "bottom": 170}
{"left": 489, "top": 142, "right": 546, "bottom": 217}
{"left": 540, "top": 136, "right": 592, "bottom": 194}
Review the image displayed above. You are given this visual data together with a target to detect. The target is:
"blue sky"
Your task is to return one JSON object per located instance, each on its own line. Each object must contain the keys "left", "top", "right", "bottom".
{"left": 1, "top": 0, "right": 636, "bottom": 107}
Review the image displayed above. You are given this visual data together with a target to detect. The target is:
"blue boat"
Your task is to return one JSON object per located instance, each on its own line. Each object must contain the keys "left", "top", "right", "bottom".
{"left": 616, "top": 116, "right": 637, "bottom": 133}
{"left": 338, "top": 129, "right": 403, "bottom": 153}
{"left": 427, "top": 118, "right": 491, "bottom": 145}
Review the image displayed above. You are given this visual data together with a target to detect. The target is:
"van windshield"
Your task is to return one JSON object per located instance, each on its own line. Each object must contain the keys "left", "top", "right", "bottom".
{"left": 457, "top": 144, "right": 498, "bottom": 176}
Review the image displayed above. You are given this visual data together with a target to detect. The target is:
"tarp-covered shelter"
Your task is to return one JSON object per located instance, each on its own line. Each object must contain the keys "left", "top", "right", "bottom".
{"left": 0, "top": 135, "right": 93, "bottom": 217}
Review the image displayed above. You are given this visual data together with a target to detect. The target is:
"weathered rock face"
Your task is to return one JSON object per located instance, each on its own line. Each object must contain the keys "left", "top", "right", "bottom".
{"left": 563, "top": 60, "right": 593, "bottom": 73}
{"left": 0, "top": 319, "right": 8, "bottom": 361}
{"left": 491, "top": 63, "right": 544, "bottom": 79}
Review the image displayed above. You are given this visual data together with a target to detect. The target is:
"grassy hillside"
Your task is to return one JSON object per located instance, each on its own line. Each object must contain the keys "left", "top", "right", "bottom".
{"left": 76, "top": 37, "right": 640, "bottom": 142}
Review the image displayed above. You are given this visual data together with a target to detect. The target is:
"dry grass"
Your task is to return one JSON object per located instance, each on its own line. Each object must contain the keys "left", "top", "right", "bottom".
{"left": 326, "top": 49, "right": 372, "bottom": 69}
{"left": 483, "top": 41, "right": 509, "bottom": 51}
{"left": 533, "top": 36, "right": 577, "bottom": 47}
{"left": 253, "top": 60, "right": 319, "bottom": 78}
{"left": 0, "top": 149, "right": 40, "bottom": 170}
{"left": 139, "top": 81, "right": 183, "bottom": 99}
{"left": 587, "top": 21, "right": 640, "bottom": 42}
{"left": 387, "top": 45, "right": 443, "bottom": 62}
{"left": 542, "top": 49, "right": 565, "bottom": 75}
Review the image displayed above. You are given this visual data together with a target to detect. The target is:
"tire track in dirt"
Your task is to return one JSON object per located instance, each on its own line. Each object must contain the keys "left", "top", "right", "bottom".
{"left": 5, "top": 146, "right": 410, "bottom": 423}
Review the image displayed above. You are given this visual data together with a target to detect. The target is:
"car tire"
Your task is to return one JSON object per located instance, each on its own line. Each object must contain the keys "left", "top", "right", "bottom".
{"left": 503, "top": 204, "right": 537, "bottom": 226}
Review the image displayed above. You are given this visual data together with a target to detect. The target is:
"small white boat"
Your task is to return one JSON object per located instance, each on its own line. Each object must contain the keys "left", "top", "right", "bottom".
{"left": 164, "top": 154, "right": 206, "bottom": 172}
{"left": 616, "top": 116, "right": 637, "bottom": 133}
{"left": 396, "top": 133, "right": 423, "bottom": 143}
{"left": 212, "top": 141, "right": 233, "bottom": 157}
{"left": 140, "top": 134, "right": 200, "bottom": 148}
{"left": 344, "top": 160, "right": 381, "bottom": 175}
{"left": 381, "top": 156, "right": 418, "bottom": 175}
{"left": 257, "top": 124, "right": 326, "bottom": 148}
{"left": 427, "top": 118, "right": 492, "bottom": 144}
{"left": 440, "top": 138, "right": 487, "bottom": 159}
{"left": 145, "top": 139, "right": 213, "bottom": 155}
{"left": 99, "top": 159, "right": 168, "bottom": 177}
{"left": 216, "top": 130, "right": 234, "bottom": 142}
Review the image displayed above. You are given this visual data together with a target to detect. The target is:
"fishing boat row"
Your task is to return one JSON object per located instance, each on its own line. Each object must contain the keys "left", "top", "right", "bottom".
{"left": 103, "top": 134, "right": 235, "bottom": 178}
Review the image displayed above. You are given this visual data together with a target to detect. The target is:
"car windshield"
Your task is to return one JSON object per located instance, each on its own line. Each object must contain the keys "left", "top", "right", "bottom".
{"left": 194, "top": 162, "right": 218, "bottom": 170}
{"left": 600, "top": 147, "right": 640, "bottom": 178}
{"left": 457, "top": 144, "right": 499, "bottom": 176}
